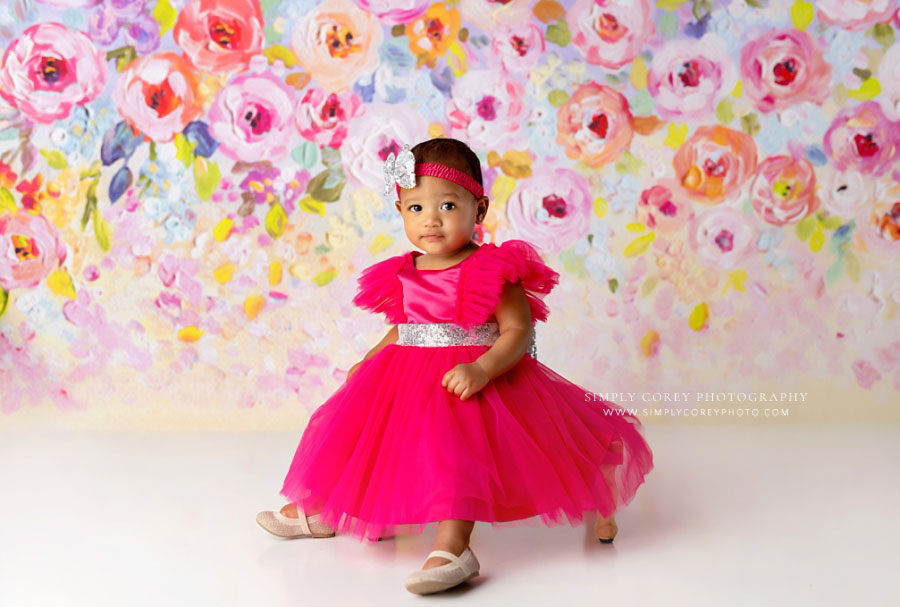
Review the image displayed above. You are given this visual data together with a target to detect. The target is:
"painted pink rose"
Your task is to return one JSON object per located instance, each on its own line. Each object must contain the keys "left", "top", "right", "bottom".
{"left": 0, "top": 211, "right": 67, "bottom": 290}
{"left": 748, "top": 155, "right": 819, "bottom": 226}
{"left": 350, "top": 0, "right": 430, "bottom": 25}
{"left": 0, "top": 22, "right": 107, "bottom": 124}
{"left": 112, "top": 53, "right": 203, "bottom": 143}
{"left": 636, "top": 181, "right": 694, "bottom": 237}
{"left": 740, "top": 28, "right": 831, "bottom": 113}
{"left": 648, "top": 33, "right": 737, "bottom": 122}
{"left": 673, "top": 126, "right": 758, "bottom": 205}
{"left": 824, "top": 101, "right": 900, "bottom": 177}
{"left": 489, "top": 21, "right": 545, "bottom": 74}
{"left": 342, "top": 102, "right": 427, "bottom": 192}
{"left": 817, "top": 0, "right": 898, "bottom": 31}
{"left": 209, "top": 62, "right": 295, "bottom": 163}
{"left": 566, "top": 0, "right": 654, "bottom": 71}
{"left": 173, "top": 0, "right": 264, "bottom": 73}
{"left": 460, "top": 0, "right": 533, "bottom": 30}
{"left": 290, "top": 0, "right": 383, "bottom": 93}
{"left": 505, "top": 166, "right": 592, "bottom": 254}
{"left": 689, "top": 207, "right": 756, "bottom": 270}
{"left": 295, "top": 87, "right": 364, "bottom": 149}
{"left": 556, "top": 81, "right": 633, "bottom": 169}
{"left": 446, "top": 69, "right": 527, "bottom": 152}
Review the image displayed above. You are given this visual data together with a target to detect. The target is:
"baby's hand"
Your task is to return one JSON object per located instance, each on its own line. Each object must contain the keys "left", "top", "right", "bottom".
{"left": 441, "top": 361, "right": 490, "bottom": 401}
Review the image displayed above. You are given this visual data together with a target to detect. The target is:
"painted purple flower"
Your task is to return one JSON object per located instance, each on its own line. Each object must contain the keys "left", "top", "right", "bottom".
{"left": 240, "top": 165, "right": 281, "bottom": 205}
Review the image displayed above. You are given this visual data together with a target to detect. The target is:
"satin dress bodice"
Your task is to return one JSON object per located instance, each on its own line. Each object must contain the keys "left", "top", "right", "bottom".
{"left": 396, "top": 251, "right": 496, "bottom": 324}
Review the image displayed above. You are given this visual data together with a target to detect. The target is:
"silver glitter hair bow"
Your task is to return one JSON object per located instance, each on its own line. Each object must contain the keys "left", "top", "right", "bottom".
{"left": 382, "top": 143, "right": 416, "bottom": 197}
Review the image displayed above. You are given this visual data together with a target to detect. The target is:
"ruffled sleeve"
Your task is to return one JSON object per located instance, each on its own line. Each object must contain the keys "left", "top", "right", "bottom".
{"left": 456, "top": 239, "right": 560, "bottom": 328}
{"left": 351, "top": 254, "right": 408, "bottom": 324}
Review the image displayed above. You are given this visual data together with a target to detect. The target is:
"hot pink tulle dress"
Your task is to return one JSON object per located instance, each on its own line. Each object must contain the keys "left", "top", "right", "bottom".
{"left": 280, "top": 239, "right": 654, "bottom": 543}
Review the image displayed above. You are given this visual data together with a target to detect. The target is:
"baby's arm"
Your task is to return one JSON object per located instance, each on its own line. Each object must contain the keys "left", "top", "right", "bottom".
{"left": 347, "top": 326, "right": 399, "bottom": 381}
{"left": 442, "top": 280, "right": 533, "bottom": 400}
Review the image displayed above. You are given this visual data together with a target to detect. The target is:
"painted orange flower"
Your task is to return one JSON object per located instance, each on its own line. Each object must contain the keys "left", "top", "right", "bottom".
{"left": 406, "top": 2, "right": 461, "bottom": 69}
{"left": 673, "top": 126, "right": 758, "bottom": 204}
{"left": 556, "top": 82, "right": 633, "bottom": 169}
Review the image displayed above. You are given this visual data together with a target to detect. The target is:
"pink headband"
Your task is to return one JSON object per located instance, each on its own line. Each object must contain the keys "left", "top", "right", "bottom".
{"left": 383, "top": 143, "right": 484, "bottom": 200}
{"left": 395, "top": 163, "right": 484, "bottom": 199}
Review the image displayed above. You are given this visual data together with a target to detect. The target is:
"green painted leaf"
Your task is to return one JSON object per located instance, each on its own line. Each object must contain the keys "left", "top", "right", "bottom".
{"left": 174, "top": 133, "right": 195, "bottom": 167}
{"left": 93, "top": 205, "right": 112, "bottom": 252}
{"left": 795, "top": 215, "right": 816, "bottom": 241}
{"left": 0, "top": 287, "right": 8, "bottom": 318}
{"left": 546, "top": 19, "right": 571, "bottom": 46}
{"left": 291, "top": 142, "right": 319, "bottom": 169}
{"left": 0, "top": 187, "right": 15, "bottom": 213}
{"left": 657, "top": 0, "right": 690, "bottom": 9}
{"left": 548, "top": 89, "right": 569, "bottom": 107}
{"left": 822, "top": 215, "right": 843, "bottom": 230}
{"left": 740, "top": 113, "right": 760, "bottom": 137}
{"left": 265, "top": 202, "right": 287, "bottom": 239}
{"left": 716, "top": 98, "right": 734, "bottom": 124}
{"left": 306, "top": 169, "right": 344, "bottom": 203}
{"left": 106, "top": 45, "right": 138, "bottom": 72}
{"left": 40, "top": 149, "right": 68, "bottom": 170}
{"left": 871, "top": 23, "right": 895, "bottom": 48}
{"left": 825, "top": 256, "right": 845, "bottom": 286}
{"left": 630, "top": 90, "right": 655, "bottom": 117}
{"left": 615, "top": 150, "right": 642, "bottom": 175}
{"left": 193, "top": 158, "right": 221, "bottom": 202}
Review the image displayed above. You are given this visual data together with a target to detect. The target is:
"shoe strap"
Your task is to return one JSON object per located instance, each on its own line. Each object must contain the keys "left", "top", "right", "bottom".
{"left": 426, "top": 549, "right": 469, "bottom": 572}
{"left": 297, "top": 509, "right": 311, "bottom": 536}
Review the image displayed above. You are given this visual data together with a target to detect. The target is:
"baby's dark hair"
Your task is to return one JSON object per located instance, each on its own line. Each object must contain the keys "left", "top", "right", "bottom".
{"left": 409, "top": 138, "right": 483, "bottom": 190}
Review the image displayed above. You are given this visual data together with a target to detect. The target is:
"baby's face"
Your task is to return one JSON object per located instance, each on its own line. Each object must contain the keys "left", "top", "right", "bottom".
{"left": 394, "top": 175, "right": 485, "bottom": 255}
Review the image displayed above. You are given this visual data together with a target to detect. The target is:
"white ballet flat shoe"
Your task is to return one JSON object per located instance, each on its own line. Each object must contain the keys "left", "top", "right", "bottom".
{"left": 255, "top": 509, "right": 335, "bottom": 538}
{"left": 404, "top": 547, "right": 480, "bottom": 595}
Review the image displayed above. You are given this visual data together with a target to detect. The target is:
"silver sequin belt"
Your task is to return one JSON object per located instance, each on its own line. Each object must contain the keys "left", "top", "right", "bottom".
{"left": 396, "top": 322, "right": 537, "bottom": 359}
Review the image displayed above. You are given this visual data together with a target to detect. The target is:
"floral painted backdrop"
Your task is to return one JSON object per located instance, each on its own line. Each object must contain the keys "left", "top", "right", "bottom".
{"left": 1, "top": 0, "right": 899, "bottom": 422}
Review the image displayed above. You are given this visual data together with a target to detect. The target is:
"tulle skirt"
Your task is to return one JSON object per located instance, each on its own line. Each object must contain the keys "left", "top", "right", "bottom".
{"left": 280, "top": 343, "right": 654, "bottom": 543}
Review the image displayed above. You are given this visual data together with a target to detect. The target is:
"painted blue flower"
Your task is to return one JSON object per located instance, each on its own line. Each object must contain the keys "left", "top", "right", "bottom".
{"left": 574, "top": 227, "right": 625, "bottom": 284}
{"left": 822, "top": 28, "right": 869, "bottom": 81}
{"left": 601, "top": 172, "right": 642, "bottom": 216}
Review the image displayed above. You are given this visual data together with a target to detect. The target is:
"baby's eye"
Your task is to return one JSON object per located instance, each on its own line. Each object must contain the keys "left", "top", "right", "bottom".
{"left": 442, "top": 202, "right": 456, "bottom": 210}
{"left": 409, "top": 204, "right": 422, "bottom": 212}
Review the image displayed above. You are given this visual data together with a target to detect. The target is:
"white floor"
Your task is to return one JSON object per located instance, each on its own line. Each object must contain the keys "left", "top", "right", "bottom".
{"left": 0, "top": 423, "right": 896, "bottom": 607}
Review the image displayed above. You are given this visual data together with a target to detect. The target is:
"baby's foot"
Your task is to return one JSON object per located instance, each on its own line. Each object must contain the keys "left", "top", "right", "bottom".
{"left": 594, "top": 513, "right": 618, "bottom": 542}
{"left": 423, "top": 543, "right": 468, "bottom": 570}
{"left": 280, "top": 503, "right": 299, "bottom": 518}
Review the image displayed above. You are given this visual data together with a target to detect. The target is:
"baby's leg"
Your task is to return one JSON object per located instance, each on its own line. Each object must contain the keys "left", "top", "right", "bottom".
{"left": 280, "top": 503, "right": 312, "bottom": 518}
{"left": 422, "top": 519, "right": 475, "bottom": 570}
